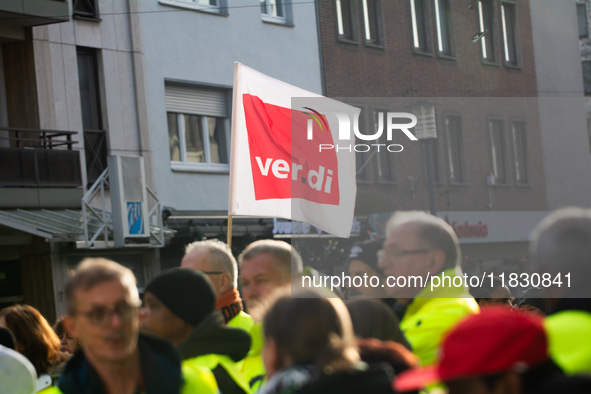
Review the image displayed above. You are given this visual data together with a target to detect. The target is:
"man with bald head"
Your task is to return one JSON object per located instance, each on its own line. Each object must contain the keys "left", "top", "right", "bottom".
{"left": 181, "top": 240, "right": 253, "bottom": 332}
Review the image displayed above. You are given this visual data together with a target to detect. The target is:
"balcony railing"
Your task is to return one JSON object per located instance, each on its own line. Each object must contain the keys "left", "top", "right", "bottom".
{"left": 0, "top": 127, "right": 82, "bottom": 187}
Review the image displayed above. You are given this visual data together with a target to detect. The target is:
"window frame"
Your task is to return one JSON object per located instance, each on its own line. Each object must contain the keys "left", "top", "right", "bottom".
{"left": 583, "top": 60, "right": 591, "bottom": 96}
{"left": 444, "top": 113, "right": 466, "bottom": 185}
{"left": 158, "top": 0, "right": 228, "bottom": 16}
{"left": 361, "top": 0, "right": 385, "bottom": 48}
{"left": 335, "top": 0, "right": 359, "bottom": 43}
{"left": 433, "top": 0, "right": 455, "bottom": 58}
{"left": 354, "top": 106, "right": 374, "bottom": 184}
{"left": 410, "top": 0, "right": 432, "bottom": 55}
{"left": 168, "top": 112, "right": 231, "bottom": 173}
{"left": 261, "top": 0, "right": 293, "bottom": 26}
{"left": 578, "top": 3, "right": 589, "bottom": 39}
{"left": 424, "top": 113, "right": 443, "bottom": 185}
{"left": 372, "top": 107, "right": 398, "bottom": 185}
{"left": 478, "top": 0, "right": 497, "bottom": 64}
{"left": 488, "top": 117, "right": 508, "bottom": 185}
{"left": 511, "top": 119, "right": 530, "bottom": 186}
{"left": 500, "top": 1, "right": 522, "bottom": 68}
{"left": 72, "top": 0, "right": 100, "bottom": 20}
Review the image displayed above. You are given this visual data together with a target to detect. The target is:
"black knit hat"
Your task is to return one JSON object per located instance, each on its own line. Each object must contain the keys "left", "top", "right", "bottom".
{"left": 145, "top": 268, "right": 215, "bottom": 327}
{"left": 348, "top": 238, "right": 386, "bottom": 277}
{"left": 517, "top": 287, "right": 551, "bottom": 315}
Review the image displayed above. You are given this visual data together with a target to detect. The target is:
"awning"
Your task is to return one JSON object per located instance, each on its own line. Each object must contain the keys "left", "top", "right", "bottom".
{"left": 0, "top": 209, "right": 175, "bottom": 248}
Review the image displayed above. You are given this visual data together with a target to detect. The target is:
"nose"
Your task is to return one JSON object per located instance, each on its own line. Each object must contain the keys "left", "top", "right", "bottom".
{"left": 243, "top": 285, "right": 258, "bottom": 305}
{"left": 60, "top": 336, "right": 68, "bottom": 345}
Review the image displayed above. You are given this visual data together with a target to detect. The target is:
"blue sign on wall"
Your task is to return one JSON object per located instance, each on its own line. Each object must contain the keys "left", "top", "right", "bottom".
{"left": 127, "top": 202, "right": 144, "bottom": 235}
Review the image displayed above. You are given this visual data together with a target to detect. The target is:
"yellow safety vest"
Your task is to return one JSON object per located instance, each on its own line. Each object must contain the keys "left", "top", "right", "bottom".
{"left": 545, "top": 310, "right": 591, "bottom": 375}
{"left": 228, "top": 311, "right": 255, "bottom": 333}
{"left": 400, "top": 268, "right": 480, "bottom": 366}
{"left": 241, "top": 322, "right": 266, "bottom": 392}
{"left": 184, "top": 354, "right": 251, "bottom": 394}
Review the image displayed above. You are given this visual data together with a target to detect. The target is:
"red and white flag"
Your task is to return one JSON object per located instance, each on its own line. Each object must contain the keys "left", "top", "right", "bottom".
{"left": 228, "top": 63, "right": 358, "bottom": 238}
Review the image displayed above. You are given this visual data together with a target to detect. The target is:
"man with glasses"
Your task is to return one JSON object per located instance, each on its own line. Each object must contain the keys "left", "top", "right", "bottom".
{"left": 58, "top": 258, "right": 211, "bottom": 394}
{"left": 181, "top": 240, "right": 253, "bottom": 333}
{"left": 378, "top": 211, "right": 479, "bottom": 366}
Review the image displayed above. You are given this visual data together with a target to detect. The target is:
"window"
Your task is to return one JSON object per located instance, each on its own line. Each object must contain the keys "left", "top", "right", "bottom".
{"left": 583, "top": 61, "right": 591, "bottom": 95}
{"left": 445, "top": 115, "right": 465, "bottom": 183}
{"left": 261, "top": 0, "right": 287, "bottom": 23}
{"left": 375, "top": 111, "right": 396, "bottom": 183}
{"left": 410, "top": 0, "right": 430, "bottom": 53}
{"left": 77, "top": 47, "right": 107, "bottom": 185}
{"left": 73, "top": 0, "right": 99, "bottom": 19}
{"left": 489, "top": 119, "right": 506, "bottom": 183}
{"left": 336, "top": 0, "right": 356, "bottom": 41}
{"left": 478, "top": 0, "right": 495, "bottom": 61}
{"left": 165, "top": 84, "right": 229, "bottom": 172}
{"left": 362, "top": 0, "right": 383, "bottom": 46}
{"left": 512, "top": 121, "right": 529, "bottom": 185}
{"left": 501, "top": 2, "right": 519, "bottom": 66}
{"left": 355, "top": 110, "right": 372, "bottom": 183}
{"left": 157, "top": 0, "right": 225, "bottom": 13}
{"left": 434, "top": 0, "right": 453, "bottom": 56}
{"left": 578, "top": 3, "right": 588, "bottom": 38}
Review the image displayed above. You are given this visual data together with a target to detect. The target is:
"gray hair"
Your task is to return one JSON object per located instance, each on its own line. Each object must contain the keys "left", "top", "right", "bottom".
{"left": 238, "top": 239, "right": 303, "bottom": 282}
{"left": 65, "top": 258, "right": 140, "bottom": 315}
{"left": 185, "top": 240, "right": 238, "bottom": 288}
{"left": 530, "top": 207, "right": 591, "bottom": 295}
{"left": 386, "top": 211, "right": 460, "bottom": 270}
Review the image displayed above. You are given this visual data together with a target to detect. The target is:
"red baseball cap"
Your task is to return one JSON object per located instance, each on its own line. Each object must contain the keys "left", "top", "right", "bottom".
{"left": 394, "top": 307, "right": 548, "bottom": 392}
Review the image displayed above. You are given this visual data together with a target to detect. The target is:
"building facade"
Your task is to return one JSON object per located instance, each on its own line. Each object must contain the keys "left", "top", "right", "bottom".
{"left": 0, "top": 0, "right": 164, "bottom": 321}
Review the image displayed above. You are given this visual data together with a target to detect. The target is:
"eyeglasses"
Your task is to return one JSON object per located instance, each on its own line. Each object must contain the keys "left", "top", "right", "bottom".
{"left": 74, "top": 303, "right": 138, "bottom": 326}
{"left": 201, "top": 271, "right": 225, "bottom": 275}
{"left": 378, "top": 248, "right": 434, "bottom": 260}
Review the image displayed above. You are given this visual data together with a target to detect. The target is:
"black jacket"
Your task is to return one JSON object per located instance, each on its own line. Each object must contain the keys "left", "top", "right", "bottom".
{"left": 178, "top": 311, "right": 251, "bottom": 394}
{"left": 58, "top": 334, "right": 183, "bottom": 394}
{"left": 295, "top": 363, "right": 396, "bottom": 394}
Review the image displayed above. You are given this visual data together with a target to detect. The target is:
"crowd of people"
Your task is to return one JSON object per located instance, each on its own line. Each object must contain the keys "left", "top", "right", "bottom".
{"left": 1, "top": 207, "right": 591, "bottom": 394}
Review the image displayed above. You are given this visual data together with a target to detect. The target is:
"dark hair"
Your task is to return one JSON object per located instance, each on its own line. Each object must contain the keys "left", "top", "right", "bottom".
{"left": 469, "top": 276, "right": 510, "bottom": 303}
{"left": 0, "top": 326, "right": 16, "bottom": 350}
{"left": 53, "top": 316, "right": 67, "bottom": 337}
{"left": 0, "top": 305, "right": 68, "bottom": 376}
{"left": 345, "top": 299, "right": 410, "bottom": 349}
{"left": 263, "top": 290, "right": 359, "bottom": 373}
{"left": 356, "top": 338, "right": 418, "bottom": 375}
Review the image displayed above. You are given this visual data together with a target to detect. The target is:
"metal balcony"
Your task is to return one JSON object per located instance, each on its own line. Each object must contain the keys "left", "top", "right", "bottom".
{"left": 0, "top": 127, "right": 82, "bottom": 187}
{"left": 0, "top": 0, "right": 69, "bottom": 27}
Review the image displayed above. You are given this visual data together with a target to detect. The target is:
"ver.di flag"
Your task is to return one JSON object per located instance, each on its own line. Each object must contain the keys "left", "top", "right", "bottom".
{"left": 228, "top": 63, "right": 359, "bottom": 238}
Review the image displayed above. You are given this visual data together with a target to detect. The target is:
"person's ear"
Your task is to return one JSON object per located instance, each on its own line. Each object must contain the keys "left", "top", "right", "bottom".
{"left": 220, "top": 273, "right": 232, "bottom": 294}
{"left": 427, "top": 249, "right": 446, "bottom": 273}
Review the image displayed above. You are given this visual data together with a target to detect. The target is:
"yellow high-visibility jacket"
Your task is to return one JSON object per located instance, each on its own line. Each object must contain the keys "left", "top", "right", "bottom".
{"left": 400, "top": 268, "right": 480, "bottom": 366}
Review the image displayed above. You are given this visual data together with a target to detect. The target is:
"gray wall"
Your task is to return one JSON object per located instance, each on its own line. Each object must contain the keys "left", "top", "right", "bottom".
{"left": 530, "top": 0, "right": 591, "bottom": 208}
{"left": 31, "top": 0, "right": 149, "bottom": 188}
{"left": 140, "top": 0, "right": 323, "bottom": 211}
